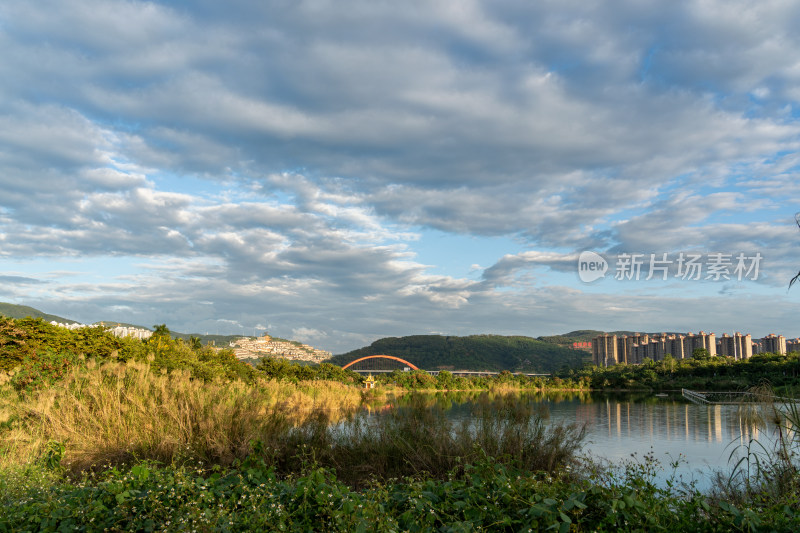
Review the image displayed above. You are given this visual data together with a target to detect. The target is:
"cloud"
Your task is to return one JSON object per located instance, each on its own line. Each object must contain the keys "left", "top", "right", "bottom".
{"left": 2, "top": 1, "right": 800, "bottom": 351}
{"left": 0, "top": 275, "right": 46, "bottom": 285}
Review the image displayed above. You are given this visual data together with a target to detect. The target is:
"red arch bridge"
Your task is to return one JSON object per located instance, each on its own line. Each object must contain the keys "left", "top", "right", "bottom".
{"left": 340, "top": 355, "right": 549, "bottom": 377}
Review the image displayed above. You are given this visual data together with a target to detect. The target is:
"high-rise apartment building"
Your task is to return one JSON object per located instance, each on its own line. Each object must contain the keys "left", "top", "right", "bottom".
{"left": 591, "top": 333, "right": 618, "bottom": 367}
{"left": 625, "top": 333, "right": 648, "bottom": 364}
{"left": 682, "top": 331, "right": 717, "bottom": 358}
{"left": 666, "top": 334, "right": 686, "bottom": 360}
{"left": 591, "top": 330, "right": 774, "bottom": 367}
{"left": 762, "top": 334, "right": 787, "bottom": 355}
{"left": 787, "top": 339, "right": 800, "bottom": 354}
{"left": 630, "top": 333, "right": 685, "bottom": 362}
{"left": 717, "top": 332, "right": 752, "bottom": 360}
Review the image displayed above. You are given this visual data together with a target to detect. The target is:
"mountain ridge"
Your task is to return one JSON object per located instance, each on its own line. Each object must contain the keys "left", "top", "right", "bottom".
{"left": 0, "top": 302, "right": 258, "bottom": 348}
{"left": 330, "top": 334, "right": 590, "bottom": 373}
{"left": 0, "top": 302, "right": 79, "bottom": 325}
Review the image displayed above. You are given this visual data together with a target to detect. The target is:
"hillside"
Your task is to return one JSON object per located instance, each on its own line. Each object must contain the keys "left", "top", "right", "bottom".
{"left": 0, "top": 302, "right": 331, "bottom": 356}
{"left": 0, "top": 302, "right": 78, "bottom": 324}
{"left": 330, "top": 334, "right": 590, "bottom": 373}
{"left": 0, "top": 302, "right": 247, "bottom": 346}
{"left": 171, "top": 332, "right": 244, "bottom": 347}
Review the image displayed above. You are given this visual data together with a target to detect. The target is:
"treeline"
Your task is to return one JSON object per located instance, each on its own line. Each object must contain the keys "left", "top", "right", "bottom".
{"left": 562, "top": 352, "right": 800, "bottom": 392}
{"left": 0, "top": 317, "right": 250, "bottom": 391}
{"left": 0, "top": 316, "right": 365, "bottom": 392}
{"left": 374, "top": 369, "right": 588, "bottom": 391}
{"left": 331, "top": 334, "right": 590, "bottom": 373}
{"left": 256, "top": 356, "right": 361, "bottom": 384}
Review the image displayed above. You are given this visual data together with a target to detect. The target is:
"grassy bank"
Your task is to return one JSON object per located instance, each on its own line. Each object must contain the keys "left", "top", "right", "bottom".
{"left": 3, "top": 382, "right": 800, "bottom": 530}
{"left": 3, "top": 317, "right": 800, "bottom": 530}
{"left": 0, "top": 359, "right": 362, "bottom": 472}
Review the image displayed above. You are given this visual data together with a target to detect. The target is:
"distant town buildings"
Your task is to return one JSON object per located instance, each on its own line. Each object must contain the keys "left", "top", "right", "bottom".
{"left": 761, "top": 333, "right": 786, "bottom": 355}
{"left": 788, "top": 338, "right": 800, "bottom": 354}
{"left": 591, "top": 329, "right": 795, "bottom": 367}
{"left": 50, "top": 321, "right": 153, "bottom": 340}
{"left": 47, "top": 322, "right": 330, "bottom": 361}
{"left": 108, "top": 325, "right": 153, "bottom": 340}
{"left": 50, "top": 321, "right": 95, "bottom": 331}
{"left": 718, "top": 332, "right": 753, "bottom": 359}
{"left": 592, "top": 331, "right": 718, "bottom": 367}
{"left": 230, "top": 333, "right": 331, "bottom": 363}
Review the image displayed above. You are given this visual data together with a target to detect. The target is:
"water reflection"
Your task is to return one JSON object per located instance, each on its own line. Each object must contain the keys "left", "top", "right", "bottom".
{"left": 360, "top": 391, "right": 784, "bottom": 488}
{"left": 571, "top": 398, "right": 762, "bottom": 445}
{"left": 360, "top": 391, "right": 774, "bottom": 447}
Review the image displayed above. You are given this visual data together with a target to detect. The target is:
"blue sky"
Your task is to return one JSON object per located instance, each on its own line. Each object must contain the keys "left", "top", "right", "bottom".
{"left": 1, "top": 0, "right": 800, "bottom": 352}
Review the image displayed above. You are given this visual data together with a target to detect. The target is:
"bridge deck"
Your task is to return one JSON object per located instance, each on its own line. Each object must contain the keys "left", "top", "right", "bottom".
{"left": 349, "top": 368, "right": 550, "bottom": 377}
{"left": 344, "top": 355, "right": 550, "bottom": 377}
{"left": 682, "top": 389, "right": 800, "bottom": 405}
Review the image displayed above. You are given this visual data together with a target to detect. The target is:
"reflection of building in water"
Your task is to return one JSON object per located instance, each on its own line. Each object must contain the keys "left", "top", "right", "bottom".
{"left": 583, "top": 399, "right": 766, "bottom": 445}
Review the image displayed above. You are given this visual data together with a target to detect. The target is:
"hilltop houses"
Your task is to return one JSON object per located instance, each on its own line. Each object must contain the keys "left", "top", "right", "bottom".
{"left": 229, "top": 333, "right": 331, "bottom": 363}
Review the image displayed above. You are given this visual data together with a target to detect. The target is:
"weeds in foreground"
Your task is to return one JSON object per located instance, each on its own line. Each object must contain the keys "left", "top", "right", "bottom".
{"left": 0, "top": 359, "right": 361, "bottom": 471}
{"left": 710, "top": 383, "right": 800, "bottom": 513}
{"left": 245, "top": 392, "right": 586, "bottom": 487}
{"left": 4, "top": 453, "right": 800, "bottom": 532}
{"left": 1, "top": 360, "right": 582, "bottom": 486}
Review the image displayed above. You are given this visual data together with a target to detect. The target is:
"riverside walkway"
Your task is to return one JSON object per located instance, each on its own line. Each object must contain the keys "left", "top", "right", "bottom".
{"left": 682, "top": 388, "right": 800, "bottom": 405}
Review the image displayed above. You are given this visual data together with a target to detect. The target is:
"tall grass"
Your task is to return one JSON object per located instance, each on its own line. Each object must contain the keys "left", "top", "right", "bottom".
{"left": 0, "top": 359, "right": 361, "bottom": 472}
{"left": 713, "top": 383, "right": 800, "bottom": 507}
{"left": 257, "top": 392, "right": 585, "bottom": 487}
{"left": 1, "top": 361, "right": 585, "bottom": 492}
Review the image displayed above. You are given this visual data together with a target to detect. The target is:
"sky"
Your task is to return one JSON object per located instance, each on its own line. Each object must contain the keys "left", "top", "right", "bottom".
{"left": 1, "top": 0, "right": 800, "bottom": 353}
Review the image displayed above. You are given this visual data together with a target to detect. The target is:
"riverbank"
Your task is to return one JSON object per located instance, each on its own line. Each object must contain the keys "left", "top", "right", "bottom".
{"left": 566, "top": 352, "right": 800, "bottom": 394}
{"left": 3, "top": 391, "right": 800, "bottom": 532}
{"left": 3, "top": 382, "right": 800, "bottom": 530}
{"left": 2, "top": 318, "right": 800, "bottom": 530}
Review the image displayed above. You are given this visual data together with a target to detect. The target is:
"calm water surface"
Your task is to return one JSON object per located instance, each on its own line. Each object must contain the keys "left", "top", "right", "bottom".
{"left": 373, "top": 391, "right": 781, "bottom": 490}
{"left": 544, "top": 392, "right": 767, "bottom": 487}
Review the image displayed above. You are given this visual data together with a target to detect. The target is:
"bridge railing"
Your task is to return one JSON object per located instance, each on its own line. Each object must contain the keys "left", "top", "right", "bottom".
{"left": 348, "top": 368, "right": 550, "bottom": 377}
{"left": 682, "top": 389, "right": 800, "bottom": 405}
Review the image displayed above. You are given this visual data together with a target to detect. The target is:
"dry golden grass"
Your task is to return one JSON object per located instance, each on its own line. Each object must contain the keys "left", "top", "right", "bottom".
{"left": 0, "top": 359, "right": 361, "bottom": 472}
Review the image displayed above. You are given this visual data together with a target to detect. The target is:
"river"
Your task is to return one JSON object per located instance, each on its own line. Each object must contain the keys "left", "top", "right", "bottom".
{"left": 364, "top": 390, "right": 788, "bottom": 491}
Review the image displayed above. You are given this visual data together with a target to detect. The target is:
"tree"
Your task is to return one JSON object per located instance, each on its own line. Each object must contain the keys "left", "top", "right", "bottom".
{"left": 189, "top": 336, "right": 202, "bottom": 350}
{"left": 661, "top": 354, "right": 676, "bottom": 373}
{"left": 0, "top": 316, "right": 30, "bottom": 371}
{"left": 692, "top": 348, "right": 711, "bottom": 361}
{"left": 436, "top": 370, "right": 455, "bottom": 390}
{"left": 149, "top": 324, "right": 172, "bottom": 351}
{"left": 152, "top": 324, "right": 170, "bottom": 338}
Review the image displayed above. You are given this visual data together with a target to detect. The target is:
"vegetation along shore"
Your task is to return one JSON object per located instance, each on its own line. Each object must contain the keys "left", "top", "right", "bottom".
{"left": 1, "top": 316, "right": 800, "bottom": 530}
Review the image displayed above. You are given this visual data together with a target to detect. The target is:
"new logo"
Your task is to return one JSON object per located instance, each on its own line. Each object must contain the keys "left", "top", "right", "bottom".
{"left": 578, "top": 251, "right": 608, "bottom": 283}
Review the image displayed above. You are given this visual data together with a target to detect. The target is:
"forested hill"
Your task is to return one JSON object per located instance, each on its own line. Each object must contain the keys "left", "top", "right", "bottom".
{"left": 330, "top": 335, "right": 590, "bottom": 373}
{"left": 0, "top": 302, "right": 78, "bottom": 324}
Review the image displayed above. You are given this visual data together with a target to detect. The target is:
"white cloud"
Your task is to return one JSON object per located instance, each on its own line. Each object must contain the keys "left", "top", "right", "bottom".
{"left": 2, "top": 0, "right": 800, "bottom": 351}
